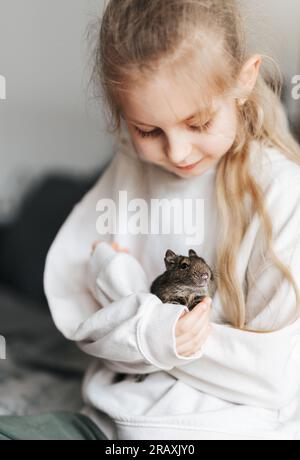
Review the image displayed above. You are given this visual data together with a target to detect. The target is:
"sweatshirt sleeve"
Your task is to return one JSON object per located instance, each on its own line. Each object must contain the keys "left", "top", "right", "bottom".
{"left": 86, "top": 242, "right": 151, "bottom": 304}
{"left": 170, "top": 319, "right": 300, "bottom": 409}
{"left": 44, "top": 154, "right": 204, "bottom": 375}
{"left": 76, "top": 240, "right": 206, "bottom": 372}
{"left": 170, "top": 173, "right": 300, "bottom": 409}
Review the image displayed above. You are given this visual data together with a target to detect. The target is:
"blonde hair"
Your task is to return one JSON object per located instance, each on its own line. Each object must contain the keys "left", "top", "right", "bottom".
{"left": 88, "top": 0, "right": 300, "bottom": 332}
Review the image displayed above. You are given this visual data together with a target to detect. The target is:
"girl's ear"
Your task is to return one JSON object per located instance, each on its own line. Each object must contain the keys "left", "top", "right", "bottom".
{"left": 164, "top": 250, "right": 177, "bottom": 270}
{"left": 189, "top": 249, "right": 198, "bottom": 257}
{"left": 237, "top": 54, "right": 262, "bottom": 96}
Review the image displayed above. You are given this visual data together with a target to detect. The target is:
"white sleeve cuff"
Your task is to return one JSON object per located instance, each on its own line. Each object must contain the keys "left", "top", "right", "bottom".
{"left": 137, "top": 300, "right": 204, "bottom": 370}
{"left": 89, "top": 242, "right": 116, "bottom": 279}
{"left": 88, "top": 242, "right": 150, "bottom": 303}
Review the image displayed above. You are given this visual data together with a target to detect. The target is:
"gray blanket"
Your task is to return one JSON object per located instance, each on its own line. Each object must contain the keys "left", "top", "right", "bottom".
{"left": 0, "top": 287, "right": 92, "bottom": 416}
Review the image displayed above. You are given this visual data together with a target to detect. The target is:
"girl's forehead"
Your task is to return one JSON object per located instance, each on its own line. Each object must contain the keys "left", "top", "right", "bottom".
{"left": 119, "top": 43, "right": 230, "bottom": 127}
{"left": 120, "top": 74, "right": 219, "bottom": 128}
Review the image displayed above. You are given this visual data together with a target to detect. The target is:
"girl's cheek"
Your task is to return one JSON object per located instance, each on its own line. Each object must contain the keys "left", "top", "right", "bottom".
{"left": 210, "top": 131, "right": 236, "bottom": 156}
{"left": 207, "top": 117, "right": 238, "bottom": 157}
{"left": 128, "top": 134, "right": 146, "bottom": 157}
{"left": 131, "top": 137, "right": 162, "bottom": 163}
{"left": 198, "top": 133, "right": 235, "bottom": 158}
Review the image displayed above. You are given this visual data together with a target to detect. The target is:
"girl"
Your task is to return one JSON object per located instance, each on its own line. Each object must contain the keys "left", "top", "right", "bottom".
{"left": 2, "top": 0, "right": 300, "bottom": 440}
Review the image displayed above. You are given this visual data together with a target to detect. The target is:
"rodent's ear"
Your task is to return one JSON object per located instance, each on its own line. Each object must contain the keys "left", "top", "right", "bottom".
{"left": 164, "top": 250, "right": 177, "bottom": 270}
{"left": 189, "top": 249, "right": 198, "bottom": 257}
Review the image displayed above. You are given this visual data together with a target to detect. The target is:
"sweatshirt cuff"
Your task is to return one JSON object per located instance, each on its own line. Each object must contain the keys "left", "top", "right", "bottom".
{"left": 137, "top": 300, "right": 204, "bottom": 370}
{"left": 89, "top": 242, "right": 116, "bottom": 279}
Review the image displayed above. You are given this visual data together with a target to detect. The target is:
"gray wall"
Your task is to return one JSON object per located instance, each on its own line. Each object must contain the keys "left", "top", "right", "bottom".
{"left": 241, "top": 0, "right": 300, "bottom": 119}
{"left": 0, "top": 0, "right": 109, "bottom": 218}
{"left": 0, "top": 0, "right": 299, "bottom": 218}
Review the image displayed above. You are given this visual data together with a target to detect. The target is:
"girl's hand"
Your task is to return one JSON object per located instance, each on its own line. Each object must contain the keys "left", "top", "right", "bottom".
{"left": 175, "top": 297, "right": 213, "bottom": 357}
{"left": 91, "top": 240, "right": 130, "bottom": 255}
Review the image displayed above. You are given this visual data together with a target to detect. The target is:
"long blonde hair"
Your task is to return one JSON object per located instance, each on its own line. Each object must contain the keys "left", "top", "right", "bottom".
{"left": 88, "top": 0, "right": 300, "bottom": 332}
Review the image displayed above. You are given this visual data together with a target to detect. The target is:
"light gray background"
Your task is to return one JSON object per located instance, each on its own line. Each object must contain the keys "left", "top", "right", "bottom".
{"left": 0, "top": 0, "right": 300, "bottom": 218}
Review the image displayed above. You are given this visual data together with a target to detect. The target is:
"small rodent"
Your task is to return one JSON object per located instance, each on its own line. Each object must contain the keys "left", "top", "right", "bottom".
{"left": 112, "top": 249, "right": 217, "bottom": 385}
{"left": 150, "top": 248, "right": 217, "bottom": 311}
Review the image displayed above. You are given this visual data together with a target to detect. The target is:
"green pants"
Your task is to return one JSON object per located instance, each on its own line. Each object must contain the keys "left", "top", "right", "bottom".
{"left": 0, "top": 412, "right": 109, "bottom": 440}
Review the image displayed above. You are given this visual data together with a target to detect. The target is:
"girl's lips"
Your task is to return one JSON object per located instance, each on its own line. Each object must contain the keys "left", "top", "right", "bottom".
{"left": 176, "top": 159, "right": 202, "bottom": 170}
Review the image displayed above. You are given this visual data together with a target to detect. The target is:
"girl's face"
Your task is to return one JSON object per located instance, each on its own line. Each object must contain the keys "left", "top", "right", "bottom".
{"left": 120, "top": 70, "right": 238, "bottom": 179}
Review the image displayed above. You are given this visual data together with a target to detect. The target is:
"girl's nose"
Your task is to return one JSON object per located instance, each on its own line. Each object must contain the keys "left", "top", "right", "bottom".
{"left": 165, "top": 133, "right": 192, "bottom": 165}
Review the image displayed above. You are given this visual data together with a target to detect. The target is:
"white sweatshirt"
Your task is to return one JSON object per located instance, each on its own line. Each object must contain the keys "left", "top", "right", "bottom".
{"left": 44, "top": 122, "right": 300, "bottom": 440}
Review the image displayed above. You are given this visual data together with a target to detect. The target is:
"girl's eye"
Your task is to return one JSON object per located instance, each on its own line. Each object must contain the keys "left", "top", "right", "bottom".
{"left": 134, "top": 120, "right": 212, "bottom": 139}
{"left": 134, "top": 127, "right": 162, "bottom": 138}
{"left": 189, "top": 120, "right": 212, "bottom": 132}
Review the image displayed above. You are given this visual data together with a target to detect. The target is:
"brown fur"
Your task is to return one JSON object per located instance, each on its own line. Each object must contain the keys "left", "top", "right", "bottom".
{"left": 150, "top": 249, "right": 217, "bottom": 311}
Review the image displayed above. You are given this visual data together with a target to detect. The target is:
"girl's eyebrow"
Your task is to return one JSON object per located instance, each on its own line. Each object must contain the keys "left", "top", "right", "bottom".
{"left": 128, "top": 108, "right": 217, "bottom": 128}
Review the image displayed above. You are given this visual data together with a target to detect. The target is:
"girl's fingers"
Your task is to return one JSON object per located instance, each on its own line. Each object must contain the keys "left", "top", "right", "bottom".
{"left": 111, "top": 242, "right": 130, "bottom": 253}
{"left": 91, "top": 240, "right": 102, "bottom": 253}
{"left": 92, "top": 241, "right": 129, "bottom": 255}
{"left": 92, "top": 241, "right": 129, "bottom": 251}
{"left": 176, "top": 323, "right": 212, "bottom": 357}
{"left": 176, "top": 323, "right": 211, "bottom": 356}
{"left": 176, "top": 313, "right": 210, "bottom": 346}
{"left": 179, "top": 306, "right": 210, "bottom": 335}
{"left": 175, "top": 300, "right": 211, "bottom": 337}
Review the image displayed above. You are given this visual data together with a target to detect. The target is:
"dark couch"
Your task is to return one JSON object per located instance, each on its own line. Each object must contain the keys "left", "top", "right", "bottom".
{"left": 0, "top": 163, "right": 109, "bottom": 416}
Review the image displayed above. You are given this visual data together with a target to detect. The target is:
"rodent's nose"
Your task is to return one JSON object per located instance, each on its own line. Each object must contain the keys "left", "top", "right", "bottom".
{"left": 201, "top": 272, "right": 209, "bottom": 281}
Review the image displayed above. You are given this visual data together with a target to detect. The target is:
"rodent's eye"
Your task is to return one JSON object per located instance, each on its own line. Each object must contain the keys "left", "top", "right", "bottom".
{"left": 180, "top": 262, "right": 190, "bottom": 270}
